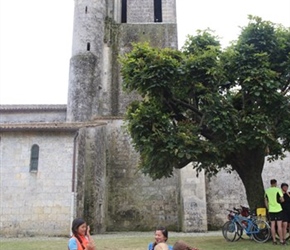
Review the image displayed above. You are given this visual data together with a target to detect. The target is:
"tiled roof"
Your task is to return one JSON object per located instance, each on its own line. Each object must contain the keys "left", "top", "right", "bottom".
{"left": 0, "top": 105, "right": 67, "bottom": 112}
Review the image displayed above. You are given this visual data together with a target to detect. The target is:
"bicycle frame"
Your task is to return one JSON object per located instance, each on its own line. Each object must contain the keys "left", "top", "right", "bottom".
{"left": 231, "top": 212, "right": 254, "bottom": 235}
{"left": 222, "top": 208, "right": 271, "bottom": 243}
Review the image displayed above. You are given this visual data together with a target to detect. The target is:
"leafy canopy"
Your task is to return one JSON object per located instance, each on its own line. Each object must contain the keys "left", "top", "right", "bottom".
{"left": 120, "top": 16, "right": 290, "bottom": 180}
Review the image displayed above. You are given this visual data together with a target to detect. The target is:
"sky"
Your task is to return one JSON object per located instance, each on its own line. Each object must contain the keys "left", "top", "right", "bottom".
{"left": 0, "top": 0, "right": 289, "bottom": 105}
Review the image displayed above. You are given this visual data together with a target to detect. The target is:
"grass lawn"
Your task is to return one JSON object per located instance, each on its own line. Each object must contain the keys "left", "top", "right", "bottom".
{"left": 0, "top": 232, "right": 286, "bottom": 250}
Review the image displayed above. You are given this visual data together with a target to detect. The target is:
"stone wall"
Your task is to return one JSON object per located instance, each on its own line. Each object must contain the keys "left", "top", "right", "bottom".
{"left": 126, "top": 0, "right": 176, "bottom": 23}
{"left": 179, "top": 165, "right": 207, "bottom": 232}
{"left": 105, "top": 119, "right": 181, "bottom": 231}
{"left": 1, "top": 118, "right": 290, "bottom": 236}
{"left": 75, "top": 126, "right": 107, "bottom": 233}
{"left": 67, "top": 53, "right": 97, "bottom": 122}
{"left": 71, "top": 0, "right": 106, "bottom": 56}
{"left": 162, "top": 0, "right": 177, "bottom": 23}
{"left": 127, "top": 0, "right": 154, "bottom": 23}
{"left": 67, "top": 0, "right": 106, "bottom": 121}
{"left": 0, "top": 131, "right": 75, "bottom": 236}
{"left": 116, "top": 23, "right": 178, "bottom": 115}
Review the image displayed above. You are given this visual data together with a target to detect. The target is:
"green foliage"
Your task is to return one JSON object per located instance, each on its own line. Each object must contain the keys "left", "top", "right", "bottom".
{"left": 120, "top": 16, "right": 290, "bottom": 184}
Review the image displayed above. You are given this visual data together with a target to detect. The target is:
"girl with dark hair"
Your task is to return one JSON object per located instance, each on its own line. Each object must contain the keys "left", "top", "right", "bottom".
{"left": 68, "top": 218, "right": 96, "bottom": 250}
{"left": 148, "top": 226, "right": 173, "bottom": 250}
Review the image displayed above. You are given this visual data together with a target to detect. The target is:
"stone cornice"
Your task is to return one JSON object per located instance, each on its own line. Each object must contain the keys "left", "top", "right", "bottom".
{"left": 0, "top": 121, "right": 107, "bottom": 132}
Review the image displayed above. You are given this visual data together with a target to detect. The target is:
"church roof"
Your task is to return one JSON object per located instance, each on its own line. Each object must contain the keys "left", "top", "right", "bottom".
{"left": 0, "top": 104, "right": 67, "bottom": 112}
{"left": 0, "top": 121, "right": 107, "bottom": 132}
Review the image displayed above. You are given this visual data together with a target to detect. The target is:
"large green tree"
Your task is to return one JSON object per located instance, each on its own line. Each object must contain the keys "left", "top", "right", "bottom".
{"left": 120, "top": 16, "right": 290, "bottom": 209}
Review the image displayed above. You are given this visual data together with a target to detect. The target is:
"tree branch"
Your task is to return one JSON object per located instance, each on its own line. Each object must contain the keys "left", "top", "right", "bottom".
{"left": 171, "top": 97, "right": 203, "bottom": 117}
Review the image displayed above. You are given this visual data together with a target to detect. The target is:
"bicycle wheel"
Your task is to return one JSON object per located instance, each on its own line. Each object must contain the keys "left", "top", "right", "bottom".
{"left": 251, "top": 219, "right": 271, "bottom": 243}
{"left": 222, "top": 221, "right": 238, "bottom": 242}
{"left": 235, "top": 223, "right": 244, "bottom": 241}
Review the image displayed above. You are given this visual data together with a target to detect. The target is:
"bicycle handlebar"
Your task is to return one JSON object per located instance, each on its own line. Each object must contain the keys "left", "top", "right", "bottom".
{"left": 226, "top": 209, "right": 239, "bottom": 214}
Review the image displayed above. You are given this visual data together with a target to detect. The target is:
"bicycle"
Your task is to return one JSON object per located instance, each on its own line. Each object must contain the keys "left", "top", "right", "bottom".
{"left": 222, "top": 206, "right": 271, "bottom": 243}
{"left": 222, "top": 206, "right": 249, "bottom": 241}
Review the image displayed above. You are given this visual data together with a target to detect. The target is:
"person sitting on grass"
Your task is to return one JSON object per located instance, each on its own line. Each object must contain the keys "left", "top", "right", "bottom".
{"left": 68, "top": 218, "right": 96, "bottom": 250}
{"left": 148, "top": 226, "right": 173, "bottom": 250}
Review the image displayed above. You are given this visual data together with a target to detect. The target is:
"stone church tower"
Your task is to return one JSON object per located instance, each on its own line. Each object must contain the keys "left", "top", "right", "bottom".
{"left": 61, "top": 0, "right": 199, "bottom": 234}
{"left": 64, "top": 0, "right": 189, "bottom": 234}
{"left": 67, "top": 0, "right": 177, "bottom": 121}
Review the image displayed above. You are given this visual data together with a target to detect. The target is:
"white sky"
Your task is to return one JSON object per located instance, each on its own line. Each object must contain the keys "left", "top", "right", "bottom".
{"left": 0, "top": 0, "right": 289, "bottom": 105}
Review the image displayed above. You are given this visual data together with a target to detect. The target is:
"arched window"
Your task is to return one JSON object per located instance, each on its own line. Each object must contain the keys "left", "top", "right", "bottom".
{"left": 30, "top": 144, "right": 39, "bottom": 172}
{"left": 154, "top": 0, "right": 162, "bottom": 22}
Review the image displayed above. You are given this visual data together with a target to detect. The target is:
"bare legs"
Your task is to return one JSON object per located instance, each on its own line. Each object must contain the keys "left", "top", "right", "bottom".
{"left": 282, "top": 221, "right": 288, "bottom": 243}
{"left": 277, "top": 221, "right": 283, "bottom": 243}
{"left": 271, "top": 220, "right": 283, "bottom": 244}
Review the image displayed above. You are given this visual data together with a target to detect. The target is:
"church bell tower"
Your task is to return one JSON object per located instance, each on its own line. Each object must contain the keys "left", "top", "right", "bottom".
{"left": 66, "top": 0, "right": 178, "bottom": 122}
{"left": 66, "top": 1, "right": 178, "bottom": 232}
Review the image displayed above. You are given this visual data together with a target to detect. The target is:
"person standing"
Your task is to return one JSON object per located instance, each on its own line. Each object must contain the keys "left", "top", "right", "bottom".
{"left": 265, "top": 179, "right": 284, "bottom": 245}
{"left": 68, "top": 218, "right": 96, "bottom": 250}
{"left": 281, "top": 183, "right": 290, "bottom": 244}
{"left": 148, "top": 226, "right": 173, "bottom": 250}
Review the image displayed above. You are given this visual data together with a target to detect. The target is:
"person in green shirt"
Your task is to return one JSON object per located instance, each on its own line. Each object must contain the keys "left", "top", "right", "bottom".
{"left": 265, "top": 179, "right": 285, "bottom": 245}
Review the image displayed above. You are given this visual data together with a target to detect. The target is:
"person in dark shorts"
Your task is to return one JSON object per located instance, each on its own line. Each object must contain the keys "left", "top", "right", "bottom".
{"left": 281, "top": 183, "right": 290, "bottom": 244}
{"left": 265, "top": 179, "right": 284, "bottom": 245}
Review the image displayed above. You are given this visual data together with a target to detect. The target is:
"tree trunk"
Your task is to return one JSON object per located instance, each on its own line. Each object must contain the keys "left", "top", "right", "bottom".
{"left": 230, "top": 147, "right": 266, "bottom": 210}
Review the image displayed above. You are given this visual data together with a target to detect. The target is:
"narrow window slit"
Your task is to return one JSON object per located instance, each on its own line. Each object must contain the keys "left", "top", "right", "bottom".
{"left": 154, "top": 0, "right": 162, "bottom": 22}
{"left": 121, "top": 0, "right": 127, "bottom": 23}
{"left": 87, "top": 42, "right": 90, "bottom": 51}
{"left": 30, "top": 144, "right": 39, "bottom": 172}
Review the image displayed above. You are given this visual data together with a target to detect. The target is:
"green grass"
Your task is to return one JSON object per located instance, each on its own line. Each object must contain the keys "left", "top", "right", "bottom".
{"left": 0, "top": 232, "right": 286, "bottom": 250}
